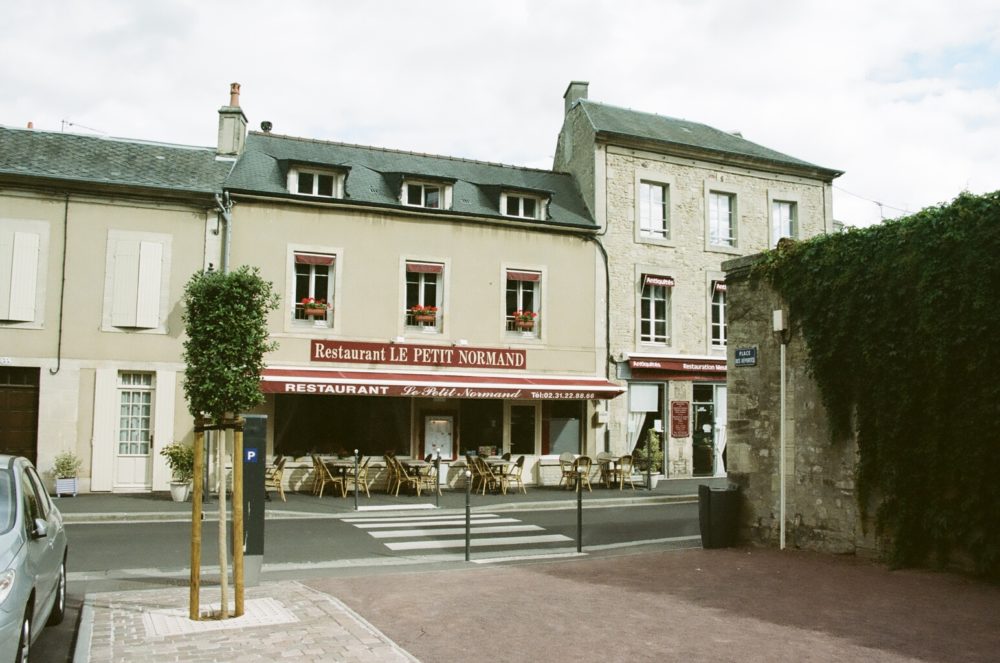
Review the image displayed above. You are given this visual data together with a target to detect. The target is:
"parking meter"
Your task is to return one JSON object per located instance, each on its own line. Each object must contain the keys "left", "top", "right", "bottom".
{"left": 242, "top": 414, "right": 267, "bottom": 585}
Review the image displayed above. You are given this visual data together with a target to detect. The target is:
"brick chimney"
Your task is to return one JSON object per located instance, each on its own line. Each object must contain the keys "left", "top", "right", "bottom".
{"left": 563, "top": 81, "right": 589, "bottom": 115}
{"left": 217, "top": 82, "right": 247, "bottom": 156}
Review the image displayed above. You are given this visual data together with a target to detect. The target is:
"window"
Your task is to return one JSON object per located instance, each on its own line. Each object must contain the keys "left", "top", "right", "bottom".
{"left": 104, "top": 232, "right": 170, "bottom": 330}
{"left": 118, "top": 372, "right": 154, "bottom": 457}
{"left": 709, "top": 191, "right": 736, "bottom": 247}
{"left": 405, "top": 261, "right": 443, "bottom": 330}
{"left": 640, "top": 274, "right": 673, "bottom": 344}
{"left": 505, "top": 270, "right": 540, "bottom": 335}
{"left": 711, "top": 281, "right": 727, "bottom": 348}
{"left": 293, "top": 252, "right": 335, "bottom": 323}
{"left": 639, "top": 181, "right": 669, "bottom": 239}
{"left": 404, "top": 181, "right": 451, "bottom": 209}
{"left": 772, "top": 201, "right": 797, "bottom": 247}
{"left": 501, "top": 193, "right": 543, "bottom": 220}
{"left": 0, "top": 228, "right": 40, "bottom": 322}
{"left": 287, "top": 168, "right": 342, "bottom": 198}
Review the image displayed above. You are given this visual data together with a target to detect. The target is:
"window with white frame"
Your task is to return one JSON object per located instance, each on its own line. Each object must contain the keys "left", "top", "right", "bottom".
{"left": 405, "top": 261, "right": 443, "bottom": 329}
{"left": 0, "top": 227, "right": 40, "bottom": 322}
{"left": 105, "top": 232, "right": 170, "bottom": 330}
{"left": 501, "top": 193, "right": 543, "bottom": 220}
{"left": 711, "top": 281, "right": 727, "bottom": 348}
{"left": 639, "top": 181, "right": 669, "bottom": 239}
{"left": 771, "top": 201, "right": 797, "bottom": 247}
{"left": 708, "top": 191, "right": 736, "bottom": 247}
{"left": 118, "top": 372, "right": 154, "bottom": 457}
{"left": 505, "top": 269, "right": 540, "bottom": 334}
{"left": 640, "top": 274, "right": 673, "bottom": 344}
{"left": 403, "top": 181, "right": 450, "bottom": 209}
{"left": 293, "top": 252, "right": 335, "bottom": 323}
{"left": 289, "top": 168, "right": 342, "bottom": 198}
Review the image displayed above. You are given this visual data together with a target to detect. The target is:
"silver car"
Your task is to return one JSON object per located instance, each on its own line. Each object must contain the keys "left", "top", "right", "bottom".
{"left": 0, "top": 455, "right": 68, "bottom": 663}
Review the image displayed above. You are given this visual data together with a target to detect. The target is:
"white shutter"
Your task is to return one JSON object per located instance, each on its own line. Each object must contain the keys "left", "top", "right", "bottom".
{"left": 135, "top": 241, "right": 162, "bottom": 328}
{"left": 90, "top": 368, "right": 116, "bottom": 492}
{"left": 0, "top": 229, "right": 13, "bottom": 319}
{"left": 8, "top": 232, "right": 39, "bottom": 321}
{"left": 111, "top": 239, "right": 140, "bottom": 327}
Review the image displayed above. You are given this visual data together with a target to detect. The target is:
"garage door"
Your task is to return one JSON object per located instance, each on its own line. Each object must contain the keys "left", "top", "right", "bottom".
{"left": 0, "top": 367, "right": 40, "bottom": 465}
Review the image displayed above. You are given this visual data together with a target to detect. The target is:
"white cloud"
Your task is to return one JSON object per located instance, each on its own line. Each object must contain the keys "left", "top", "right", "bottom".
{"left": 1, "top": 0, "right": 997, "bottom": 226}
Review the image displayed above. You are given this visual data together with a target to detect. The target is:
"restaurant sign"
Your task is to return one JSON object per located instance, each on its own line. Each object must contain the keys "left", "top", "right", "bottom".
{"left": 670, "top": 401, "right": 690, "bottom": 438}
{"left": 311, "top": 340, "right": 526, "bottom": 370}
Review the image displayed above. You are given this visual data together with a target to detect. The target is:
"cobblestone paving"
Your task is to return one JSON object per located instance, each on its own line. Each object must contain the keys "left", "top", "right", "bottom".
{"left": 80, "top": 581, "right": 419, "bottom": 662}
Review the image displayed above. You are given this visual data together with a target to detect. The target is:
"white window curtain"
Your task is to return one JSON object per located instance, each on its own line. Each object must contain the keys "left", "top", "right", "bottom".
{"left": 627, "top": 412, "right": 645, "bottom": 454}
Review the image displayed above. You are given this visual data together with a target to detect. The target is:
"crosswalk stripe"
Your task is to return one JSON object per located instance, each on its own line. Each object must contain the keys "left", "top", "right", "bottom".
{"left": 386, "top": 534, "right": 572, "bottom": 551}
{"left": 370, "top": 525, "right": 543, "bottom": 538}
{"left": 343, "top": 514, "right": 502, "bottom": 524}
{"left": 353, "top": 518, "right": 520, "bottom": 529}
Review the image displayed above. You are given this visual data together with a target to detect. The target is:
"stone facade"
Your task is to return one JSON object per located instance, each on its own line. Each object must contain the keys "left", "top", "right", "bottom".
{"left": 723, "top": 255, "right": 881, "bottom": 555}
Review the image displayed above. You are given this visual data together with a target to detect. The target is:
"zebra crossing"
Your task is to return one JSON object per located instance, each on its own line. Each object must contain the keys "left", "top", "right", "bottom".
{"left": 342, "top": 512, "right": 573, "bottom": 552}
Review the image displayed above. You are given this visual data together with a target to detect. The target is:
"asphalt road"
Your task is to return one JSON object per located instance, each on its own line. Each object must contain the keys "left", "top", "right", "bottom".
{"left": 34, "top": 501, "right": 699, "bottom": 662}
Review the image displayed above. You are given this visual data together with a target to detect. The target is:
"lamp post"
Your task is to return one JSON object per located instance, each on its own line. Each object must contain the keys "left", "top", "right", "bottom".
{"left": 465, "top": 469, "right": 472, "bottom": 562}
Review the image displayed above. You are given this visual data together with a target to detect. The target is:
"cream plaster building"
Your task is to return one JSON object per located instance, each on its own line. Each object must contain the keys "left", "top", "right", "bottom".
{"left": 554, "top": 82, "right": 842, "bottom": 481}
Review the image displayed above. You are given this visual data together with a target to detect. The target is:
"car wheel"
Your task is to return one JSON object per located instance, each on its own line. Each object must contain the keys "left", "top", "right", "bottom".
{"left": 16, "top": 604, "right": 31, "bottom": 663}
{"left": 47, "top": 558, "right": 67, "bottom": 626}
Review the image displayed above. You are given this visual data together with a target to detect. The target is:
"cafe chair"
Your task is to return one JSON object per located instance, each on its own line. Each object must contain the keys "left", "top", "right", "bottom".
{"left": 613, "top": 454, "right": 639, "bottom": 490}
{"left": 264, "top": 456, "right": 287, "bottom": 502}
{"left": 572, "top": 455, "right": 593, "bottom": 492}
{"left": 558, "top": 452, "right": 577, "bottom": 489}
{"left": 345, "top": 456, "right": 372, "bottom": 497}
{"left": 595, "top": 451, "right": 615, "bottom": 488}
{"left": 417, "top": 459, "right": 441, "bottom": 496}
{"left": 316, "top": 460, "right": 347, "bottom": 498}
{"left": 501, "top": 452, "right": 511, "bottom": 461}
{"left": 310, "top": 454, "right": 326, "bottom": 495}
{"left": 505, "top": 455, "right": 526, "bottom": 494}
{"left": 391, "top": 456, "right": 422, "bottom": 496}
{"left": 472, "top": 456, "right": 500, "bottom": 494}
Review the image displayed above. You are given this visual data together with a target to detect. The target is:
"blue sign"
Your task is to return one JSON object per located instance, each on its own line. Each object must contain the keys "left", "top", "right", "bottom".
{"left": 735, "top": 347, "right": 757, "bottom": 367}
{"left": 245, "top": 448, "right": 259, "bottom": 463}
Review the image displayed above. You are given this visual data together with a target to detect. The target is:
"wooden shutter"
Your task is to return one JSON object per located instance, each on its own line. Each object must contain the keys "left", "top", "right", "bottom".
{"left": 135, "top": 241, "right": 163, "bottom": 328}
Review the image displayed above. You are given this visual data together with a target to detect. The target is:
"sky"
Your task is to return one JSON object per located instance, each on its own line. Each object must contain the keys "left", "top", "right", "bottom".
{"left": 2, "top": 0, "right": 998, "bottom": 228}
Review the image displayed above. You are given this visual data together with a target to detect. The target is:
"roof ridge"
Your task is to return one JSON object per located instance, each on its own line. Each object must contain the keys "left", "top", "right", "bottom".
{"left": 577, "top": 99, "right": 717, "bottom": 133}
{"left": 0, "top": 124, "right": 214, "bottom": 152}
{"left": 248, "top": 131, "right": 562, "bottom": 176}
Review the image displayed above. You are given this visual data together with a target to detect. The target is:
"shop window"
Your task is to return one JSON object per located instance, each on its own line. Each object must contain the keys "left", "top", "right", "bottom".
{"left": 275, "top": 395, "right": 411, "bottom": 457}
{"left": 640, "top": 274, "right": 673, "bottom": 345}
{"left": 628, "top": 382, "right": 664, "bottom": 474}
{"left": 505, "top": 269, "right": 540, "bottom": 336}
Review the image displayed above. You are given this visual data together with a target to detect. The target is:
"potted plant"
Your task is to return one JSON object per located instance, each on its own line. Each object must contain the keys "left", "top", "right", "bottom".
{"left": 300, "top": 297, "right": 329, "bottom": 317}
{"left": 52, "top": 451, "right": 82, "bottom": 497}
{"left": 633, "top": 430, "right": 664, "bottom": 487}
{"left": 411, "top": 304, "right": 438, "bottom": 324}
{"left": 512, "top": 309, "right": 538, "bottom": 331}
{"left": 160, "top": 442, "right": 195, "bottom": 502}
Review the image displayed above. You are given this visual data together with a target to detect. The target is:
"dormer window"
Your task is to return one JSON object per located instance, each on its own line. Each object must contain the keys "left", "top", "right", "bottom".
{"left": 501, "top": 192, "right": 545, "bottom": 220}
{"left": 287, "top": 167, "right": 343, "bottom": 199}
{"left": 403, "top": 180, "right": 452, "bottom": 210}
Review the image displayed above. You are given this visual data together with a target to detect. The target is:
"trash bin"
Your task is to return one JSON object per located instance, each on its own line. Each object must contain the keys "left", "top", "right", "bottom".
{"left": 698, "top": 483, "right": 740, "bottom": 549}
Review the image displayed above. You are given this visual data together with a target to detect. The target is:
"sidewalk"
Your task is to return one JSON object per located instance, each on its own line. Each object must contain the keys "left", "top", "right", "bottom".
{"left": 56, "top": 476, "right": 719, "bottom": 523}
{"left": 74, "top": 545, "right": 1000, "bottom": 662}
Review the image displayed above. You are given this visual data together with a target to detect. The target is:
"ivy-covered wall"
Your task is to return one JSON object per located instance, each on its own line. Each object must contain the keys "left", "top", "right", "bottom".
{"left": 725, "top": 191, "right": 1000, "bottom": 578}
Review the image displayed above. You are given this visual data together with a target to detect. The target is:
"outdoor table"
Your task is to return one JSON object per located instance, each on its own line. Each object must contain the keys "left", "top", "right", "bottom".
{"left": 324, "top": 459, "right": 355, "bottom": 489}
{"left": 596, "top": 456, "right": 621, "bottom": 487}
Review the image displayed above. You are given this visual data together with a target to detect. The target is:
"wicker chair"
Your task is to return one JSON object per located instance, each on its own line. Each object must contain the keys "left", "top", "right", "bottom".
{"left": 264, "top": 456, "right": 286, "bottom": 501}
{"left": 504, "top": 455, "right": 527, "bottom": 494}
{"left": 611, "top": 454, "right": 639, "bottom": 490}
{"left": 315, "top": 459, "right": 346, "bottom": 498}
{"left": 571, "top": 455, "right": 593, "bottom": 492}
{"left": 345, "top": 457, "right": 371, "bottom": 497}
{"left": 558, "top": 452, "right": 577, "bottom": 489}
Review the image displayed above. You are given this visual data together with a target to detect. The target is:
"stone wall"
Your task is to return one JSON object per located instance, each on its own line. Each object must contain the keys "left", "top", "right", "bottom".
{"left": 723, "top": 255, "right": 882, "bottom": 556}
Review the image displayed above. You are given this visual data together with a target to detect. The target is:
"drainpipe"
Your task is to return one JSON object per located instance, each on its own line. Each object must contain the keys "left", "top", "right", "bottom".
{"left": 49, "top": 194, "right": 70, "bottom": 375}
{"left": 585, "top": 233, "right": 612, "bottom": 453}
{"left": 773, "top": 309, "right": 789, "bottom": 550}
{"left": 214, "top": 192, "right": 232, "bottom": 274}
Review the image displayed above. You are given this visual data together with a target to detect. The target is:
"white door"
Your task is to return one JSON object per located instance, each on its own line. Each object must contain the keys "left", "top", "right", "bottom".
{"left": 423, "top": 415, "right": 454, "bottom": 459}
{"left": 114, "top": 372, "right": 154, "bottom": 490}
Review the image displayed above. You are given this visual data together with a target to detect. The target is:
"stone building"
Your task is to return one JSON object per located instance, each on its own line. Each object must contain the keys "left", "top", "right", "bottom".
{"left": 722, "top": 254, "right": 879, "bottom": 555}
{"left": 553, "top": 81, "right": 842, "bottom": 482}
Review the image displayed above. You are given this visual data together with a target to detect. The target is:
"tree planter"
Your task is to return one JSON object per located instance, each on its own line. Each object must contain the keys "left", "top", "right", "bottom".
{"left": 170, "top": 481, "right": 192, "bottom": 502}
{"left": 55, "top": 477, "right": 77, "bottom": 497}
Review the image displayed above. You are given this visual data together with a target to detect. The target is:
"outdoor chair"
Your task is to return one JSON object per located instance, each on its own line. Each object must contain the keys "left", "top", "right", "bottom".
{"left": 611, "top": 454, "right": 639, "bottom": 490}
{"left": 595, "top": 451, "right": 615, "bottom": 487}
{"left": 390, "top": 455, "right": 422, "bottom": 496}
{"left": 310, "top": 455, "right": 326, "bottom": 495}
{"left": 558, "top": 452, "right": 577, "bottom": 489}
{"left": 416, "top": 458, "right": 441, "bottom": 496}
{"left": 383, "top": 454, "right": 400, "bottom": 494}
{"left": 264, "top": 456, "right": 286, "bottom": 501}
{"left": 472, "top": 456, "right": 500, "bottom": 494}
{"left": 315, "top": 459, "right": 347, "bottom": 498}
{"left": 504, "top": 455, "right": 527, "bottom": 494}
{"left": 571, "top": 455, "right": 593, "bottom": 492}
{"left": 345, "top": 456, "right": 372, "bottom": 497}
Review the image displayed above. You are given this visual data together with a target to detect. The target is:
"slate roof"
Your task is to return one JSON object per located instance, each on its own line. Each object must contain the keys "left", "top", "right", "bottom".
{"left": 0, "top": 125, "right": 233, "bottom": 194}
{"left": 226, "top": 132, "right": 595, "bottom": 229}
{"left": 576, "top": 99, "right": 842, "bottom": 178}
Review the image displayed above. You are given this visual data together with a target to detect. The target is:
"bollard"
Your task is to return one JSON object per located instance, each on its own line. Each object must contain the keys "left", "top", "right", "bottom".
{"left": 353, "top": 449, "right": 360, "bottom": 511}
{"left": 435, "top": 453, "right": 441, "bottom": 509}
{"left": 465, "top": 469, "right": 472, "bottom": 562}
{"left": 577, "top": 468, "right": 583, "bottom": 553}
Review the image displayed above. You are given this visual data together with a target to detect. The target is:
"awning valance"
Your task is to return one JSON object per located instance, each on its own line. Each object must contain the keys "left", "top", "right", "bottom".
{"left": 261, "top": 367, "right": 624, "bottom": 400}
{"left": 643, "top": 274, "right": 675, "bottom": 288}
{"left": 506, "top": 270, "right": 541, "bottom": 282}
{"left": 295, "top": 253, "right": 334, "bottom": 266}
{"left": 406, "top": 262, "right": 444, "bottom": 274}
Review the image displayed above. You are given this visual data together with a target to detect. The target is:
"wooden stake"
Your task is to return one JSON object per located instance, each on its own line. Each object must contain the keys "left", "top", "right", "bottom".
{"left": 190, "top": 426, "right": 205, "bottom": 620}
{"left": 232, "top": 419, "right": 245, "bottom": 617}
{"left": 217, "top": 426, "right": 228, "bottom": 619}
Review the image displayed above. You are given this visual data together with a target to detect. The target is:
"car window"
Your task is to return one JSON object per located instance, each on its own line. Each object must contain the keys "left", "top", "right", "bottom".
{"left": 0, "top": 470, "right": 13, "bottom": 534}
{"left": 25, "top": 466, "right": 50, "bottom": 519}
{"left": 21, "top": 471, "right": 41, "bottom": 534}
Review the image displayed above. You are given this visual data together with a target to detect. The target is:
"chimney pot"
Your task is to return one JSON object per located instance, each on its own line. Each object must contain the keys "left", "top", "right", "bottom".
{"left": 27, "top": 121, "right": 33, "bottom": 129}
{"left": 229, "top": 82, "right": 241, "bottom": 107}
{"left": 563, "top": 81, "right": 589, "bottom": 115}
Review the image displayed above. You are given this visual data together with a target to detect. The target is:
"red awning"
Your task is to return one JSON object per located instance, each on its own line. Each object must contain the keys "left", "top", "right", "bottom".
{"left": 628, "top": 356, "right": 726, "bottom": 381}
{"left": 261, "top": 367, "right": 624, "bottom": 400}
{"left": 406, "top": 262, "right": 444, "bottom": 274}
{"left": 506, "top": 270, "right": 541, "bottom": 282}
{"left": 643, "top": 274, "right": 675, "bottom": 288}
{"left": 295, "top": 253, "right": 334, "bottom": 266}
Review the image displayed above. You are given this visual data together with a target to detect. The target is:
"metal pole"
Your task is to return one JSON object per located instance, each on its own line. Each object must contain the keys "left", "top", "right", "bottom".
{"left": 353, "top": 449, "right": 359, "bottom": 511}
{"left": 646, "top": 429, "right": 652, "bottom": 491}
{"left": 232, "top": 420, "right": 244, "bottom": 617}
{"left": 465, "top": 470, "right": 472, "bottom": 562}
{"left": 577, "top": 468, "right": 583, "bottom": 553}
{"left": 435, "top": 453, "right": 441, "bottom": 509}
